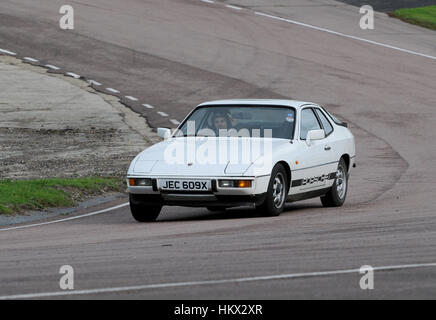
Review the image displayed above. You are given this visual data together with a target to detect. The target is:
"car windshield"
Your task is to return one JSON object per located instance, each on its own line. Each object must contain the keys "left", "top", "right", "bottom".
{"left": 177, "top": 105, "right": 296, "bottom": 139}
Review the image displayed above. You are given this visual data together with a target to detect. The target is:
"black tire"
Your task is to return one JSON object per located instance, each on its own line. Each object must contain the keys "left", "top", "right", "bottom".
{"left": 321, "top": 158, "right": 348, "bottom": 207}
{"left": 129, "top": 194, "right": 162, "bottom": 222}
{"left": 206, "top": 207, "right": 226, "bottom": 212}
{"left": 256, "top": 163, "right": 288, "bottom": 217}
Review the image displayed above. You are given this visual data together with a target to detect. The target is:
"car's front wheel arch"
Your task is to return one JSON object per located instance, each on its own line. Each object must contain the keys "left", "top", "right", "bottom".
{"left": 276, "top": 161, "right": 291, "bottom": 195}
{"left": 341, "top": 154, "right": 350, "bottom": 172}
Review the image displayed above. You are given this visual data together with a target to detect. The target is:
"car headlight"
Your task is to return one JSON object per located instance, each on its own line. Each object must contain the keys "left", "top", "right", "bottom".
{"left": 129, "top": 178, "right": 152, "bottom": 187}
{"left": 218, "top": 180, "right": 252, "bottom": 188}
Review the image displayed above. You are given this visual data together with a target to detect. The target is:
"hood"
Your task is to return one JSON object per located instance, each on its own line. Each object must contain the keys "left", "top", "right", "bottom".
{"left": 131, "top": 137, "right": 290, "bottom": 176}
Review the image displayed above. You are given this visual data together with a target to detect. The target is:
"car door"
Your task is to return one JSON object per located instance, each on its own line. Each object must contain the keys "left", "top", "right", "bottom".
{"left": 290, "top": 107, "right": 334, "bottom": 194}
{"left": 313, "top": 107, "right": 337, "bottom": 164}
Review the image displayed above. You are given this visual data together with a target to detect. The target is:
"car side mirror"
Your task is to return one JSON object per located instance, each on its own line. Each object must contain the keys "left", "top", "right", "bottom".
{"left": 306, "top": 129, "right": 325, "bottom": 146}
{"left": 157, "top": 127, "right": 172, "bottom": 140}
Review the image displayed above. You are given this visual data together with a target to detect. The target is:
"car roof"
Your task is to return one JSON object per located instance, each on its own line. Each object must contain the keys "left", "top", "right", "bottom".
{"left": 197, "top": 99, "right": 317, "bottom": 109}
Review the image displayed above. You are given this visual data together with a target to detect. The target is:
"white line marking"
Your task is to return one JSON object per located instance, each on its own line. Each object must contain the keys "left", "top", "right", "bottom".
{"left": 65, "top": 72, "right": 81, "bottom": 79}
{"left": 45, "top": 64, "right": 60, "bottom": 70}
{"left": 106, "top": 88, "right": 120, "bottom": 94}
{"left": 226, "top": 5, "right": 242, "bottom": 10}
{"left": 0, "top": 48, "right": 16, "bottom": 55}
{"left": 23, "top": 57, "right": 38, "bottom": 62}
{"left": 87, "top": 80, "right": 102, "bottom": 86}
{"left": 254, "top": 12, "right": 436, "bottom": 61}
{"left": 157, "top": 111, "right": 168, "bottom": 117}
{"left": 170, "top": 119, "right": 180, "bottom": 125}
{"left": 143, "top": 104, "right": 154, "bottom": 109}
{"left": 125, "top": 96, "right": 138, "bottom": 101}
{"left": 0, "top": 203, "right": 128, "bottom": 232}
{"left": 1, "top": 262, "right": 435, "bottom": 300}
{"left": 200, "top": 0, "right": 215, "bottom": 3}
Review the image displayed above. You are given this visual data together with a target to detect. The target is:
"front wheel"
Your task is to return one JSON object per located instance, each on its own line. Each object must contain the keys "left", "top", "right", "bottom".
{"left": 256, "top": 164, "right": 288, "bottom": 217}
{"left": 129, "top": 194, "right": 162, "bottom": 222}
{"left": 321, "top": 158, "right": 348, "bottom": 207}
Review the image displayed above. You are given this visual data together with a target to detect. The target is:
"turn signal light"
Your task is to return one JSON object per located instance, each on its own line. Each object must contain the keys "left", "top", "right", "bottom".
{"left": 218, "top": 180, "right": 252, "bottom": 188}
{"left": 238, "top": 180, "right": 252, "bottom": 188}
{"left": 128, "top": 178, "right": 152, "bottom": 187}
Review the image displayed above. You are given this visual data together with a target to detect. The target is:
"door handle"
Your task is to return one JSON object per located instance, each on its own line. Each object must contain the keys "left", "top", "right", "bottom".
{"left": 324, "top": 146, "right": 331, "bottom": 151}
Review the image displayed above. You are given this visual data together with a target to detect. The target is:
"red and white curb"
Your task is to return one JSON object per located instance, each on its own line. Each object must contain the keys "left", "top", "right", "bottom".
{"left": 0, "top": 48, "right": 181, "bottom": 127}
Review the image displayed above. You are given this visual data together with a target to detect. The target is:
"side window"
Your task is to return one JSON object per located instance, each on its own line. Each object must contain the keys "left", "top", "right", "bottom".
{"left": 300, "top": 108, "right": 321, "bottom": 140}
{"left": 314, "top": 108, "right": 333, "bottom": 136}
{"left": 322, "top": 107, "right": 346, "bottom": 126}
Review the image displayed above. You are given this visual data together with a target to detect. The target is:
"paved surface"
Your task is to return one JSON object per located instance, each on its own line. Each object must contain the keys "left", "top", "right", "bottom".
{"left": 335, "top": 0, "right": 436, "bottom": 12}
{"left": 216, "top": 0, "right": 436, "bottom": 56}
{"left": 0, "top": 56, "right": 157, "bottom": 179}
{"left": 0, "top": 0, "right": 435, "bottom": 299}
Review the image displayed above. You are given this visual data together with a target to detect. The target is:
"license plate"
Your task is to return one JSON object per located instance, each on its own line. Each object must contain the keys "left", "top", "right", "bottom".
{"left": 158, "top": 179, "right": 211, "bottom": 191}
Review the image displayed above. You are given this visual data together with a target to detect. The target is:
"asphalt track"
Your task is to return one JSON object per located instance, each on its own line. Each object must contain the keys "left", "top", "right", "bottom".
{"left": 0, "top": 0, "right": 436, "bottom": 299}
{"left": 336, "top": 0, "right": 436, "bottom": 12}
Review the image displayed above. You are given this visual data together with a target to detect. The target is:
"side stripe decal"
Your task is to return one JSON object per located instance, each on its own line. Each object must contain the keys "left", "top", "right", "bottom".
{"left": 291, "top": 172, "right": 336, "bottom": 187}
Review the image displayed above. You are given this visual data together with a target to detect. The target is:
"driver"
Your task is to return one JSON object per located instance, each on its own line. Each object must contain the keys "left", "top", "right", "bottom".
{"left": 212, "top": 111, "right": 234, "bottom": 133}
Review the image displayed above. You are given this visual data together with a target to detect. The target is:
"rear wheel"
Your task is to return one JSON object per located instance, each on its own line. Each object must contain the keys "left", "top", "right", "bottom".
{"left": 321, "top": 158, "right": 348, "bottom": 207}
{"left": 256, "top": 164, "right": 288, "bottom": 217}
{"left": 129, "top": 194, "right": 162, "bottom": 222}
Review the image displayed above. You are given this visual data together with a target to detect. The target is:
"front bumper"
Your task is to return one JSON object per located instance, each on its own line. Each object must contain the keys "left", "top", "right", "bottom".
{"left": 130, "top": 193, "right": 267, "bottom": 207}
{"left": 127, "top": 175, "right": 269, "bottom": 207}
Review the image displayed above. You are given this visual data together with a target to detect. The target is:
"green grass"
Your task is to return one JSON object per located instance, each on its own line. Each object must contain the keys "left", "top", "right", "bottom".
{"left": 0, "top": 177, "right": 124, "bottom": 215}
{"left": 390, "top": 6, "right": 436, "bottom": 31}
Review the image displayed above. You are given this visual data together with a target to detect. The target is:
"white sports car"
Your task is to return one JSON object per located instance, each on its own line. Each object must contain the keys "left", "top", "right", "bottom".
{"left": 127, "top": 100, "right": 355, "bottom": 222}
